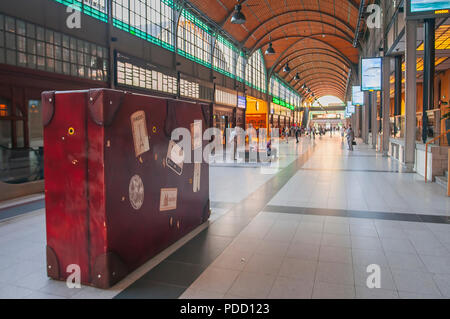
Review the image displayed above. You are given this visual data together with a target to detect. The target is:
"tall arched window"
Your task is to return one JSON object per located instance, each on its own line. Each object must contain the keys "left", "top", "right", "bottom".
{"left": 270, "top": 76, "right": 301, "bottom": 111}
{"left": 112, "top": 0, "right": 175, "bottom": 50}
{"left": 245, "top": 50, "right": 266, "bottom": 93}
{"left": 213, "top": 35, "right": 237, "bottom": 78}
{"left": 177, "top": 9, "right": 212, "bottom": 68}
{"left": 236, "top": 52, "right": 245, "bottom": 82}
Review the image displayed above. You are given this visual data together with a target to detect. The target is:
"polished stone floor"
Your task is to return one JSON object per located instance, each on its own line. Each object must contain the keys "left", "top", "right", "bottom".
{"left": 1, "top": 135, "right": 450, "bottom": 298}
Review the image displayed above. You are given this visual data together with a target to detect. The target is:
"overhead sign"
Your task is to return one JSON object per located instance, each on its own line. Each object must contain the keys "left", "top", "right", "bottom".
{"left": 237, "top": 96, "right": 246, "bottom": 109}
{"left": 361, "top": 58, "right": 382, "bottom": 91}
{"left": 352, "top": 86, "right": 364, "bottom": 106}
{"left": 407, "top": 0, "right": 450, "bottom": 19}
{"left": 347, "top": 101, "right": 355, "bottom": 114}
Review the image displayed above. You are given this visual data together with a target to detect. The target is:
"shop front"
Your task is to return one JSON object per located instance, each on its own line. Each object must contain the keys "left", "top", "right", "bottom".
{"left": 245, "top": 96, "right": 268, "bottom": 131}
{"left": 270, "top": 98, "right": 295, "bottom": 134}
{"left": 236, "top": 94, "right": 246, "bottom": 129}
{"left": 213, "top": 87, "right": 238, "bottom": 144}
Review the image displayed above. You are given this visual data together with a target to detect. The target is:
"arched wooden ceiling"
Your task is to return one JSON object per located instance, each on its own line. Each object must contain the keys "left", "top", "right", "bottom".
{"left": 188, "top": 0, "right": 369, "bottom": 101}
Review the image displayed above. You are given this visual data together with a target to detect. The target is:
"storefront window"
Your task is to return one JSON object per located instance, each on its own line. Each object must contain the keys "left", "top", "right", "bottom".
{"left": 180, "top": 78, "right": 200, "bottom": 99}
{"left": 28, "top": 100, "right": 43, "bottom": 148}
{"left": 116, "top": 52, "right": 177, "bottom": 95}
{"left": 0, "top": 13, "right": 108, "bottom": 81}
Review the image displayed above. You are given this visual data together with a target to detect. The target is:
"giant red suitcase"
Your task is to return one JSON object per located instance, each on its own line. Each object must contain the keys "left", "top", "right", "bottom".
{"left": 42, "top": 89, "right": 211, "bottom": 288}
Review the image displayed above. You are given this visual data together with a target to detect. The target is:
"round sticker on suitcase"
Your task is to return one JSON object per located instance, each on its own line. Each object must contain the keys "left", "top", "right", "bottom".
{"left": 129, "top": 174, "right": 144, "bottom": 210}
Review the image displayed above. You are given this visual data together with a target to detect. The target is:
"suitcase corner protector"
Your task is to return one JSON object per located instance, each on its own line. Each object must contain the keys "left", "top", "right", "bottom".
{"left": 92, "top": 252, "right": 128, "bottom": 289}
{"left": 46, "top": 245, "right": 60, "bottom": 279}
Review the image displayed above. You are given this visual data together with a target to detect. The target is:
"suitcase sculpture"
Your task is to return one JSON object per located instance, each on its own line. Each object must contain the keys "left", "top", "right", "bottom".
{"left": 43, "top": 89, "right": 211, "bottom": 288}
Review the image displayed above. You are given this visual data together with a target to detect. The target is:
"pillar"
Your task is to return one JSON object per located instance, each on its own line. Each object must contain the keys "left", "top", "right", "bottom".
{"left": 382, "top": 57, "right": 391, "bottom": 156}
{"left": 355, "top": 105, "right": 361, "bottom": 138}
{"left": 362, "top": 91, "right": 369, "bottom": 144}
{"left": 371, "top": 91, "right": 378, "bottom": 149}
{"left": 422, "top": 18, "right": 436, "bottom": 143}
{"left": 404, "top": 19, "right": 417, "bottom": 169}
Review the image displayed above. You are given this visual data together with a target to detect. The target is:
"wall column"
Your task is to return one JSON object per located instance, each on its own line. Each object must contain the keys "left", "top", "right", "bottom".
{"left": 371, "top": 91, "right": 378, "bottom": 149}
{"left": 382, "top": 57, "right": 391, "bottom": 156}
{"left": 422, "top": 18, "right": 436, "bottom": 143}
{"left": 362, "top": 91, "right": 370, "bottom": 144}
{"left": 404, "top": 19, "right": 418, "bottom": 169}
{"left": 355, "top": 105, "right": 361, "bottom": 138}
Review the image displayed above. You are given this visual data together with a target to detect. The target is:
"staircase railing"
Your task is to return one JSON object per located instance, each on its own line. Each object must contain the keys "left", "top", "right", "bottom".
{"left": 424, "top": 129, "right": 450, "bottom": 183}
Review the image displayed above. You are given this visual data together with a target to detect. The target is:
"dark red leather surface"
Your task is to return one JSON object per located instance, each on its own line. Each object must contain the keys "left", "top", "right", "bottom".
{"left": 43, "top": 89, "right": 210, "bottom": 288}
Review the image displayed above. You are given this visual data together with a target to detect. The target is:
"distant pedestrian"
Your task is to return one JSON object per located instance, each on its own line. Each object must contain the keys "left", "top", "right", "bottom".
{"left": 295, "top": 126, "right": 300, "bottom": 143}
{"left": 346, "top": 125, "right": 355, "bottom": 151}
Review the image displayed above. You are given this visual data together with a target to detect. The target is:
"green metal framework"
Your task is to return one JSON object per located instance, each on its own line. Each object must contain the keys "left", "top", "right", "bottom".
{"left": 50, "top": 0, "right": 274, "bottom": 94}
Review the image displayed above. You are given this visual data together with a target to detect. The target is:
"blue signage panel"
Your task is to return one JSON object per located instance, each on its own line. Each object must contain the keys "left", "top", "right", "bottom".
{"left": 238, "top": 96, "right": 246, "bottom": 109}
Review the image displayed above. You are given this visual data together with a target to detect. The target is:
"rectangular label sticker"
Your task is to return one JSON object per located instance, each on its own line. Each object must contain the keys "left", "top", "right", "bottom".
{"left": 166, "top": 140, "right": 184, "bottom": 175}
{"left": 193, "top": 163, "right": 201, "bottom": 193}
{"left": 160, "top": 188, "right": 177, "bottom": 211}
{"left": 191, "top": 121, "right": 202, "bottom": 150}
{"left": 131, "top": 110, "right": 150, "bottom": 157}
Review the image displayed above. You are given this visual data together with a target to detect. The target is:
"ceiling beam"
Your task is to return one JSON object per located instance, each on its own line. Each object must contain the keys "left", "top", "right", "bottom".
{"left": 281, "top": 61, "right": 349, "bottom": 80}
{"left": 267, "top": 36, "right": 356, "bottom": 80}
{"left": 252, "top": 31, "right": 354, "bottom": 54}
{"left": 242, "top": 11, "right": 356, "bottom": 45}
{"left": 219, "top": 0, "right": 359, "bottom": 27}
{"left": 275, "top": 50, "right": 351, "bottom": 72}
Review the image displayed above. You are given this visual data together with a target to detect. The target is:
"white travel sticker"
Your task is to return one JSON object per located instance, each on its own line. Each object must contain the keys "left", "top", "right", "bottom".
{"left": 129, "top": 174, "right": 144, "bottom": 210}
{"left": 191, "top": 120, "right": 202, "bottom": 150}
{"left": 131, "top": 110, "right": 150, "bottom": 157}
{"left": 193, "top": 163, "right": 201, "bottom": 193}
{"left": 160, "top": 188, "right": 177, "bottom": 211}
{"left": 166, "top": 140, "right": 184, "bottom": 175}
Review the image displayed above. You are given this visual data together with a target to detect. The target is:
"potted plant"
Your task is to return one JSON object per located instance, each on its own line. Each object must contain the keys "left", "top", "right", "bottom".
{"left": 441, "top": 100, "right": 450, "bottom": 145}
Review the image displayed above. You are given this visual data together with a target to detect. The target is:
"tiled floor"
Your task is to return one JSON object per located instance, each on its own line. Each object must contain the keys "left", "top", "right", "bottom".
{"left": 1, "top": 135, "right": 450, "bottom": 299}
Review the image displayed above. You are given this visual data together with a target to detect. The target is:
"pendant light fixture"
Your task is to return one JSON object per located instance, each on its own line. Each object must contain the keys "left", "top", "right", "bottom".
{"left": 265, "top": 42, "right": 275, "bottom": 55}
{"left": 265, "top": 35, "right": 275, "bottom": 55}
{"left": 231, "top": 5, "right": 246, "bottom": 24}
{"left": 283, "top": 62, "right": 291, "bottom": 73}
{"left": 294, "top": 73, "right": 300, "bottom": 81}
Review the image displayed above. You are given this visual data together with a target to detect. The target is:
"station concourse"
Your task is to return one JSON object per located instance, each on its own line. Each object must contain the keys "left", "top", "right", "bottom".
{"left": 0, "top": 0, "right": 450, "bottom": 300}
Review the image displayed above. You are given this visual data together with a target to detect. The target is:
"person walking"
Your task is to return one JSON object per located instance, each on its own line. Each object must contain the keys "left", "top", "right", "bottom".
{"left": 295, "top": 126, "right": 300, "bottom": 143}
{"left": 346, "top": 125, "right": 355, "bottom": 151}
{"left": 284, "top": 127, "right": 289, "bottom": 143}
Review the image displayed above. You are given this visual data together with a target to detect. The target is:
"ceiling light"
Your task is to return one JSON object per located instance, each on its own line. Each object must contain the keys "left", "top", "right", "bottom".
{"left": 265, "top": 42, "right": 275, "bottom": 55}
{"left": 283, "top": 62, "right": 291, "bottom": 73}
{"left": 294, "top": 73, "right": 300, "bottom": 81}
{"left": 231, "top": 5, "right": 246, "bottom": 24}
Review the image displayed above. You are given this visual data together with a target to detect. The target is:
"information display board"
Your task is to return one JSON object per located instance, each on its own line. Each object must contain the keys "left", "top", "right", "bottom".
{"left": 361, "top": 58, "right": 382, "bottom": 91}
{"left": 352, "top": 86, "right": 364, "bottom": 106}
{"left": 407, "top": 0, "right": 450, "bottom": 20}
{"left": 347, "top": 101, "right": 356, "bottom": 114}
